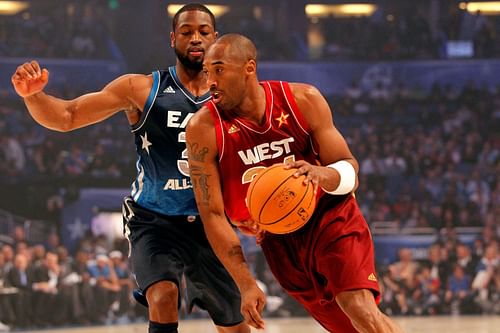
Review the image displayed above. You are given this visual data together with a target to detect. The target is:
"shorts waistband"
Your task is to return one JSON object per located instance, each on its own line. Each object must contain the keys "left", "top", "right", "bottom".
{"left": 168, "top": 215, "right": 198, "bottom": 223}
{"left": 123, "top": 197, "right": 198, "bottom": 223}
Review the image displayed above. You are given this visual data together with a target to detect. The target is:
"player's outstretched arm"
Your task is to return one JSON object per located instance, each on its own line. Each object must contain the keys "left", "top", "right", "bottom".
{"left": 287, "top": 83, "right": 359, "bottom": 194}
{"left": 11, "top": 60, "right": 150, "bottom": 132}
{"left": 186, "top": 108, "right": 265, "bottom": 329}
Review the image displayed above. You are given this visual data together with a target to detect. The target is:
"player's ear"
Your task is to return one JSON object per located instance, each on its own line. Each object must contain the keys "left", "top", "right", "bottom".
{"left": 170, "top": 31, "right": 175, "bottom": 48}
{"left": 214, "top": 31, "right": 219, "bottom": 40}
{"left": 246, "top": 59, "right": 256, "bottom": 75}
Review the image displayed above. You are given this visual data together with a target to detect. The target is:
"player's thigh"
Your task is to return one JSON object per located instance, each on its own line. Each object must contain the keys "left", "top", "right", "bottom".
{"left": 124, "top": 206, "right": 186, "bottom": 290}
{"left": 314, "top": 216, "right": 380, "bottom": 301}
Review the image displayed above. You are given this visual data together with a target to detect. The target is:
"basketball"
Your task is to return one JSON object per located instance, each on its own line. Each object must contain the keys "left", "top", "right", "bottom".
{"left": 246, "top": 163, "right": 316, "bottom": 234}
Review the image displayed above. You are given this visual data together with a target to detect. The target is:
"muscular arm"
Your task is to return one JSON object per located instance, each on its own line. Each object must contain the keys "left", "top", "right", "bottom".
{"left": 186, "top": 108, "right": 265, "bottom": 328}
{"left": 186, "top": 108, "right": 256, "bottom": 288}
{"left": 11, "top": 61, "right": 150, "bottom": 132}
{"left": 290, "top": 83, "right": 359, "bottom": 192}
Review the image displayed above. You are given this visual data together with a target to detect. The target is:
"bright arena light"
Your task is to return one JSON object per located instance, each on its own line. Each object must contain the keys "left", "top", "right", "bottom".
{"left": 460, "top": 1, "right": 500, "bottom": 15}
{"left": 0, "top": 1, "right": 29, "bottom": 15}
{"left": 306, "top": 3, "right": 377, "bottom": 18}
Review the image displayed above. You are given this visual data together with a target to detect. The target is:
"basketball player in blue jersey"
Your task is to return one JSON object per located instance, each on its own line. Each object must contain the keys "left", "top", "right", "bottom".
{"left": 11, "top": 4, "right": 253, "bottom": 333}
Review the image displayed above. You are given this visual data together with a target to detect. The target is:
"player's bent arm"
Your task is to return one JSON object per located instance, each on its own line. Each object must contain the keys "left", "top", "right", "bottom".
{"left": 186, "top": 109, "right": 257, "bottom": 291}
{"left": 22, "top": 74, "right": 150, "bottom": 132}
{"left": 290, "top": 83, "right": 359, "bottom": 193}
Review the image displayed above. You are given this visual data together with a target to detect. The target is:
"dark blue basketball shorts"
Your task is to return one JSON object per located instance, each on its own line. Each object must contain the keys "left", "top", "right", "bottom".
{"left": 122, "top": 197, "right": 244, "bottom": 326}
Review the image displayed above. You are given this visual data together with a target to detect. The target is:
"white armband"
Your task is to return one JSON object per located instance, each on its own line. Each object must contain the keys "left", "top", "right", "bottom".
{"left": 322, "top": 160, "right": 356, "bottom": 195}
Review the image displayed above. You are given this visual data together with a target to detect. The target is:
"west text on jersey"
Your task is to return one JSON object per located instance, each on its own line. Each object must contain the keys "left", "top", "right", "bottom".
{"left": 238, "top": 137, "right": 295, "bottom": 165}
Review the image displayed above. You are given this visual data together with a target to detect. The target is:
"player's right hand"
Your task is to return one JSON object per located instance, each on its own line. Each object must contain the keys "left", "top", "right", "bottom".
{"left": 241, "top": 283, "right": 266, "bottom": 330}
{"left": 233, "top": 220, "right": 266, "bottom": 244}
{"left": 11, "top": 61, "right": 49, "bottom": 98}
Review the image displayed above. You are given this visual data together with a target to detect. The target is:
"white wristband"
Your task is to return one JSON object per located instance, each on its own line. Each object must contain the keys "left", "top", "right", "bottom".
{"left": 322, "top": 160, "right": 356, "bottom": 195}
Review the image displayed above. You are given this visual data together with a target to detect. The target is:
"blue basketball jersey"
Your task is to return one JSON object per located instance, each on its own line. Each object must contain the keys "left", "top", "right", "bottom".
{"left": 130, "top": 66, "right": 211, "bottom": 215}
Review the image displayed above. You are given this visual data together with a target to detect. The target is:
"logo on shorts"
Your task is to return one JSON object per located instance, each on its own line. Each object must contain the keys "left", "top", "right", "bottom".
{"left": 368, "top": 273, "right": 377, "bottom": 281}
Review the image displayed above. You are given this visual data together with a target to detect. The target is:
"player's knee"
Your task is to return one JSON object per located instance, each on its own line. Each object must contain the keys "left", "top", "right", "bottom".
{"left": 336, "top": 289, "right": 379, "bottom": 327}
{"left": 146, "top": 280, "right": 178, "bottom": 310}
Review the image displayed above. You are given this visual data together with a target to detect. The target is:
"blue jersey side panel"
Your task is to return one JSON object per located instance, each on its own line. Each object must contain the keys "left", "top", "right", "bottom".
{"left": 130, "top": 67, "right": 211, "bottom": 216}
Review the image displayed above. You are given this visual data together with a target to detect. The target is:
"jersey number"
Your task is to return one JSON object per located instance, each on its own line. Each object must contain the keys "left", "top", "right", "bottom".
{"left": 177, "top": 132, "right": 190, "bottom": 176}
{"left": 241, "top": 155, "right": 295, "bottom": 184}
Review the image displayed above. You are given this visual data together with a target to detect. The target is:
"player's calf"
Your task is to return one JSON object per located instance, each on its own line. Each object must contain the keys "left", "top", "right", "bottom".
{"left": 146, "top": 281, "right": 179, "bottom": 332}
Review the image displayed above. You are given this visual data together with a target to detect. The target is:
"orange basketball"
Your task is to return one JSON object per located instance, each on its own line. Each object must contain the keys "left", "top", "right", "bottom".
{"left": 246, "top": 163, "right": 316, "bottom": 234}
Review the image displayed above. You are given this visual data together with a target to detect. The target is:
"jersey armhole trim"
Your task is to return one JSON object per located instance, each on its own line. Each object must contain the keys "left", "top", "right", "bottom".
{"left": 280, "top": 81, "right": 310, "bottom": 135}
{"left": 131, "top": 70, "right": 160, "bottom": 133}
{"left": 280, "top": 81, "right": 319, "bottom": 155}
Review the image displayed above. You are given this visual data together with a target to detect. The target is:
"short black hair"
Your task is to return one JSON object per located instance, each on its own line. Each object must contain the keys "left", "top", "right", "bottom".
{"left": 172, "top": 3, "right": 216, "bottom": 31}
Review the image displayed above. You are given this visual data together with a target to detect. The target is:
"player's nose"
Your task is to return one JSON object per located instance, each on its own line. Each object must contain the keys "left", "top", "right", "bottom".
{"left": 190, "top": 31, "right": 202, "bottom": 44}
{"left": 207, "top": 73, "right": 217, "bottom": 88}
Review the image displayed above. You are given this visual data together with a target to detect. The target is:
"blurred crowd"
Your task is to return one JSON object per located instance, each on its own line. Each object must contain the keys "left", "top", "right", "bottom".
{"left": 378, "top": 238, "right": 500, "bottom": 316}
{"left": 0, "top": 223, "right": 499, "bottom": 331}
{"left": 310, "top": 3, "right": 500, "bottom": 61}
{"left": 0, "top": 227, "right": 147, "bottom": 331}
{"left": 334, "top": 80, "right": 499, "bottom": 230}
{"left": 1, "top": 1, "right": 499, "bottom": 62}
{"left": 0, "top": 0, "right": 114, "bottom": 59}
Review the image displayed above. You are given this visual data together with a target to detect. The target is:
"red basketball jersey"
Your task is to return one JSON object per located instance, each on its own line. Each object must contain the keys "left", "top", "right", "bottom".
{"left": 206, "top": 81, "right": 320, "bottom": 223}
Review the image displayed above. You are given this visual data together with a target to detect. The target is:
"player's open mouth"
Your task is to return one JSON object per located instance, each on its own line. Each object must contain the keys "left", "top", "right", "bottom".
{"left": 211, "top": 91, "right": 222, "bottom": 103}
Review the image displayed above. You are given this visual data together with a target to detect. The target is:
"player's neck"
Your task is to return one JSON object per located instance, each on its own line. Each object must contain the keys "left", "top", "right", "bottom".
{"left": 175, "top": 64, "right": 209, "bottom": 97}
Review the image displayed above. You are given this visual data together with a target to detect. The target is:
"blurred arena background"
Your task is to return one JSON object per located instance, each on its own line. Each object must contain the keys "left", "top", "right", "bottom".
{"left": 0, "top": 0, "right": 499, "bottom": 332}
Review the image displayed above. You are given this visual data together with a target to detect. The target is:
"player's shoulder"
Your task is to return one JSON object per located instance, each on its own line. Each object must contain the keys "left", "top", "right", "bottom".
{"left": 289, "top": 82, "right": 321, "bottom": 99}
{"left": 108, "top": 73, "right": 153, "bottom": 92}
{"left": 187, "top": 105, "right": 213, "bottom": 130}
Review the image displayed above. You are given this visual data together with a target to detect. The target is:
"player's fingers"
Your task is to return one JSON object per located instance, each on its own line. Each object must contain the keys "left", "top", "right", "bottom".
{"left": 294, "top": 165, "right": 311, "bottom": 178}
{"left": 22, "top": 62, "right": 37, "bottom": 78}
{"left": 41, "top": 68, "right": 49, "bottom": 82}
{"left": 256, "top": 296, "right": 266, "bottom": 314}
{"left": 16, "top": 64, "right": 35, "bottom": 80}
{"left": 284, "top": 160, "right": 307, "bottom": 169}
{"left": 11, "top": 72, "right": 23, "bottom": 84}
{"left": 246, "top": 307, "right": 265, "bottom": 330}
{"left": 31, "top": 60, "right": 42, "bottom": 76}
{"left": 311, "top": 177, "right": 319, "bottom": 194}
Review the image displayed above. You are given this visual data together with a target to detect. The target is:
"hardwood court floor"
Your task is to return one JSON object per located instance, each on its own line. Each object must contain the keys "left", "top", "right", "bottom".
{"left": 19, "top": 316, "right": 500, "bottom": 333}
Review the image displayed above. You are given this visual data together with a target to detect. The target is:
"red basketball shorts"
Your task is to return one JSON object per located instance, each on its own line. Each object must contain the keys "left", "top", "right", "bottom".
{"left": 260, "top": 194, "right": 380, "bottom": 333}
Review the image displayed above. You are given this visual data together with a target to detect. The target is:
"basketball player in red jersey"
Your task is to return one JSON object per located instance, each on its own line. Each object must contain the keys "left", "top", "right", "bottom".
{"left": 186, "top": 34, "right": 405, "bottom": 333}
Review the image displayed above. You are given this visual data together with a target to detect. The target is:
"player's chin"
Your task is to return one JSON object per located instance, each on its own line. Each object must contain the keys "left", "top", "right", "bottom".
{"left": 187, "top": 55, "right": 204, "bottom": 64}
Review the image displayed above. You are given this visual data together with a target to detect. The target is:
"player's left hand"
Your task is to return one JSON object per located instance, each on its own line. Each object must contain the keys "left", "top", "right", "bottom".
{"left": 284, "top": 160, "right": 325, "bottom": 194}
{"left": 240, "top": 283, "right": 266, "bottom": 330}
